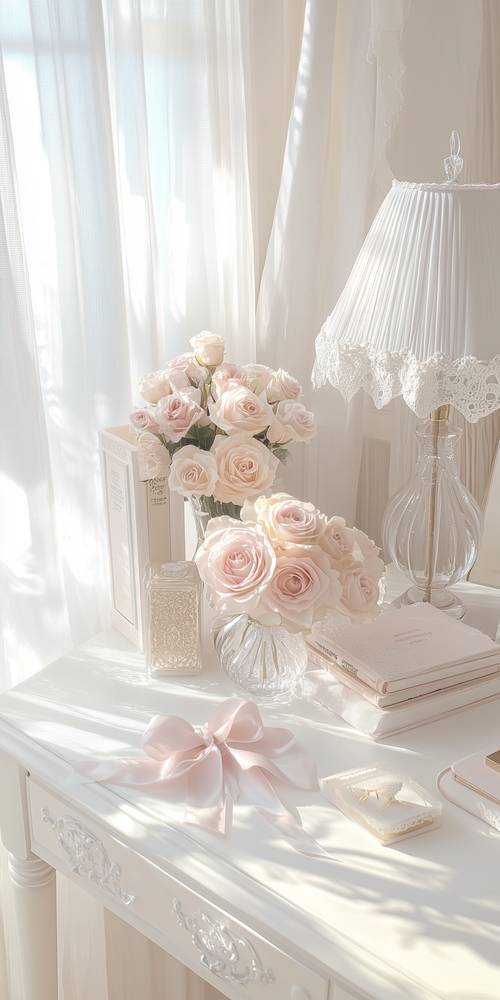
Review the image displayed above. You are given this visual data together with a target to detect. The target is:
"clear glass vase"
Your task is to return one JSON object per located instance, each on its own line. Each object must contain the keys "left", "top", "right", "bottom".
{"left": 188, "top": 495, "right": 242, "bottom": 548}
{"left": 213, "top": 614, "right": 308, "bottom": 702}
{"left": 382, "top": 416, "right": 482, "bottom": 618}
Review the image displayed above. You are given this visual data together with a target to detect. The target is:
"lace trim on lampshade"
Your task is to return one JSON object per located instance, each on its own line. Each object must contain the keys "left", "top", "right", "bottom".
{"left": 312, "top": 338, "right": 500, "bottom": 422}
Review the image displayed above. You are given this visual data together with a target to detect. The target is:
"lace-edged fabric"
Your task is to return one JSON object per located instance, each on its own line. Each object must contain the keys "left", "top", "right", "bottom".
{"left": 312, "top": 337, "right": 500, "bottom": 422}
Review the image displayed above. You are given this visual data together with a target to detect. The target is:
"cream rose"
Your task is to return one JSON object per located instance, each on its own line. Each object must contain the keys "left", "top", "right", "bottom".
{"left": 242, "top": 363, "right": 274, "bottom": 395}
{"left": 267, "top": 400, "right": 316, "bottom": 444}
{"left": 168, "top": 445, "right": 217, "bottom": 497}
{"left": 212, "top": 433, "right": 279, "bottom": 504}
{"left": 156, "top": 390, "right": 204, "bottom": 443}
{"left": 209, "top": 386, "right": 274, "bottom": 436}
{"left": 130, "top": 407, "right": 160, "bottom": 433}
{"left": 195, "top": 516, "right": 276, "bottom": 616}
{"left": 190, "top": 331, "right": 225, "bottom": 368}
{"left": 137, "top": 432, "right": 171, "bottom": 479}
{"left": 330, "top": 529, "right": 384, "bottom": 582}
{"left": 211, "top": 363, "right": 247, "bottom": 399}
{"left": 266, "top": 368, "right": 302, "bottom": 404}
{"left": 261, "top": 545, "right": 341, "bottom": 630}
{"left": 319, "top": 516, "right": 355, "bottom": 563}
{"left": 242, "top": 493, "right": 323, "bottom": 545}
{"left": 139, "top": 369, "right": 171, "bottom": 404}
{"left": 338, "top": 566, "right": 382, "bottom": 620}
{"left": 166, "top": 352, "right": 206, "bottom": 389}
{"left": 353, "top": 528, "right": 380, "bottom": 562}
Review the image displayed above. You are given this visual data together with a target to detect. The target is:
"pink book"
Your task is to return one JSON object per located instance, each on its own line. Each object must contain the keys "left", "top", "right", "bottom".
{"left": 311, "top": 602, "right": 500, "bottom": 695}
{"left": 307, "top": 640, "right": 500, "bottom": 707}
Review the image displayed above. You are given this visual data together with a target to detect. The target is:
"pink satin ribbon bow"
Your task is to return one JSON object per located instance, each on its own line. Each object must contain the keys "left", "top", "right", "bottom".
{"left": 94, "top": 699, "right": 325, "bottom": 856}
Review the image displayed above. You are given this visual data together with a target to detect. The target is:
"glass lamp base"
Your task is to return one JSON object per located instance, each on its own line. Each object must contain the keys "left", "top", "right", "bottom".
{"left": 382, "top": 415, "right": 482, "bottom": 623}
{"left": 395, "top": 585, "right": 465, "bottom": 620}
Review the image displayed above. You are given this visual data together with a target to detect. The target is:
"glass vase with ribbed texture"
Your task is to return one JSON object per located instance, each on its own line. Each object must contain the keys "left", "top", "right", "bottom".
{"left": 213, "top": 614, "right": 308, "bottom": 702}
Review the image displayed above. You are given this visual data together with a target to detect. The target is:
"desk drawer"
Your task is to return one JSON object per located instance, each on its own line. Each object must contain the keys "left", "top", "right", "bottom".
{"left": 28, "top": 779, "right": 329, "bottom": 1000}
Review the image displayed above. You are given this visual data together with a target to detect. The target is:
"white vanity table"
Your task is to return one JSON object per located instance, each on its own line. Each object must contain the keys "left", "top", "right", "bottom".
{"left": 1, "top": 575, "right": 500, "bottom": 1000}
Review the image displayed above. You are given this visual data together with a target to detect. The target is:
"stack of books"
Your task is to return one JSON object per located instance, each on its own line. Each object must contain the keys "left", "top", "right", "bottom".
{"left": 306, "top": 603, "right": 500, "bottom": 738}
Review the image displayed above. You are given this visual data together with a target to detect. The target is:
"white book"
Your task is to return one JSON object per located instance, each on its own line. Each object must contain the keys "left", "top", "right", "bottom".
{"left": 312, "top": 602, "right": 500, "bottom": 695}
{"left": 100, "top": 426, "right": 185, "bottom": 649}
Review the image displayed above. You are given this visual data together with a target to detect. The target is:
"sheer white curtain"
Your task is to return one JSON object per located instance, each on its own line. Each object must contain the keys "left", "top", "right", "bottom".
{"left": 0, "top": 0, "right": 268, "bottom": 694}
{"left": 0, "top": 3, "right": 299, "bottom": 998}
{"left": 1, "top": 1, "right": 500, "bottom": 998}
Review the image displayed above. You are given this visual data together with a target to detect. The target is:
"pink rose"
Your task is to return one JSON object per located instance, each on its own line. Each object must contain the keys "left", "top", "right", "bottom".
{"left": 211, "top": 363, "right": 247, "bottom": 399}
{"left": 319, "top": 516, "right": 355, "bottom": 563}
{"left": 190, "top": 331, "right": 225, "bottom": 368}
{"left": 338, "top": 566, "right": 382, "bottom": 620}
{"left": 168, "top": 445, "right": 217, "bottom": 497}
{"left": 242, "top": 493, "right": 323, "bottom": 545}
{"left": 156, "top": 390, "right": 204, "bottom": 443}
{"left": 212, "top": 434, "right": 279, "bottom": 504}
{"left": 266, "top": 368, "right": 302, "bottom": 404}
{"left": 139, "top": 370, "right": 171, "bottom": 404}
{"left": 137, "top": 432, "right": 171, "bottom": 479}
{"left": 195, "top": 516, "right": 276, "bottom": 616}
{"left": 130, "top": 407, "right": 160, "bottom": 433}
{"left": 267, "top": 401, "right": 316, "bottom": 444}
{"left": 241, "top": 363, "right": 274, "bottom": 395}
{"left": 209, "top": 386, "right": 274, "bottom": 436}
{"left": 261, "top": 545, "right": 341, "bottom": 630}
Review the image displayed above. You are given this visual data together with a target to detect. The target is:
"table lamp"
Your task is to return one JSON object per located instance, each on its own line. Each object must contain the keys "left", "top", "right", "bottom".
{"left": 313, "top": 133, "right": 500, "bottom": 618}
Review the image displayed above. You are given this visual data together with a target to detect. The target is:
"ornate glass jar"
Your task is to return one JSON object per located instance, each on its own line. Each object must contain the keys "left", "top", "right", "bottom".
{"left": 145, "top": 562, "right": 202, "bottom": 677}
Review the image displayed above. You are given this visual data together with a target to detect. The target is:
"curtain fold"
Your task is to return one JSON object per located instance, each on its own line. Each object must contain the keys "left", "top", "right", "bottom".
{"left": 0, "top": 47, "right": 70, "bottom": 686}
{"left": 256, "top": 0, "right": 375, "bottom": 514}
{"left": 1, "top": 1, "right": 499, "bottom": 998}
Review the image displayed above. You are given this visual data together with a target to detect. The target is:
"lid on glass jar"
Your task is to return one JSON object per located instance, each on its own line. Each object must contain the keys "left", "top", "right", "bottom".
{"left": 144, "top": 561, "right": 200, "bottom": 589}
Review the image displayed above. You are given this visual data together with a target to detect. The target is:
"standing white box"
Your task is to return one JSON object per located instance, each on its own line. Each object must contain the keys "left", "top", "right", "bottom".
{"left": 100, "top": 426, "right": 185, "bottom": 649}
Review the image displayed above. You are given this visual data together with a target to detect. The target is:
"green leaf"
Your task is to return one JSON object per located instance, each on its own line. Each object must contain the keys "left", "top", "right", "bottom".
{"left": 184, "top": 423, "right": 217, "bottom": 451}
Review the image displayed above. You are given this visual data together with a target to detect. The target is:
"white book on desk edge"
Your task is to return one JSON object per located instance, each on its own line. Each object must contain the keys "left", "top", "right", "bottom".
{"left": 304, "top": 659, "right": 500, "bottom": 739}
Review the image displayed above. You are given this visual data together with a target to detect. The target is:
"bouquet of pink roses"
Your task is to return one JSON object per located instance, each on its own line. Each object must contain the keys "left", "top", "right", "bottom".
{"left": 195, "top": 493, "right": 385, "bottom": 631}
{"left": 131, "top": 332, "right": 316, "bottom": 517}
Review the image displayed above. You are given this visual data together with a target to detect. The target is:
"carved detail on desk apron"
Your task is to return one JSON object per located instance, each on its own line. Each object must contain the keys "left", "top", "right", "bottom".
{"left": 41, "top": 808, "right": 135, "bottom": 905}
{"left": 172, "top": 898, "right": 276, "bottom": 986}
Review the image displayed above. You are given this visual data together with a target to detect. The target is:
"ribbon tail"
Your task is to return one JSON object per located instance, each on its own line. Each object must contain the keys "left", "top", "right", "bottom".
{"left": 260, "top": 811, "right": 337, "bottom": 860}
{"left": 185, "top": 793, "right": 232, "bottom": 836}
{"left": 184, "top": 747, "right": 231, "bottom": 835}
{"left": 74, "top": 756, "right": 165, "bottom": 787}
{"left": 240, "top": 767, "right": 337, "bottom": 860}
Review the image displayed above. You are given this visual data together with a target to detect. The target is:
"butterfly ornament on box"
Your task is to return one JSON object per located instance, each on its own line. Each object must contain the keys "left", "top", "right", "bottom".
{"left": 352, "top": 778, "right": 403, "bottom": 808}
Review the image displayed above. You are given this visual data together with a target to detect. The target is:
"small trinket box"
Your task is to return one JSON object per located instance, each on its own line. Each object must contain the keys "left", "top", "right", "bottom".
{"left": 321, "top": 767, "right": 442, "bottom": 845}
{"left": 145, "top": 562, "right": 202, "bottom": 677}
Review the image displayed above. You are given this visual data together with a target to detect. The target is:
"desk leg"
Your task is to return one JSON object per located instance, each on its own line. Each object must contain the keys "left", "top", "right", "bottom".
{"left": 7, "top": 853, "right": 57, "bottom": 1000}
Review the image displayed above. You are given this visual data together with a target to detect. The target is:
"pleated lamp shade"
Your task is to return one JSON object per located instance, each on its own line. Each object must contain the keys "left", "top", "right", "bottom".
{"left": 313, "top": 180, "right": 500, "bottom": 421}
